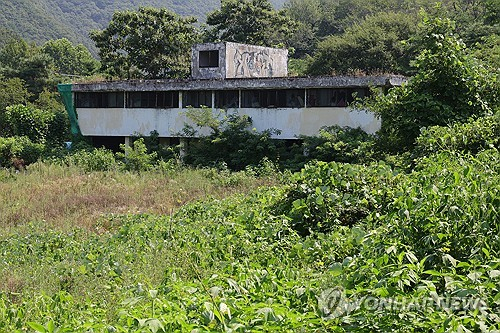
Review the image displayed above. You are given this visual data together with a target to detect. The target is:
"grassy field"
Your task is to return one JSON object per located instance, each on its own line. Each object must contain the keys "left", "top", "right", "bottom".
{"left": 0, "top": 162, "right": 275, "bottom": 233}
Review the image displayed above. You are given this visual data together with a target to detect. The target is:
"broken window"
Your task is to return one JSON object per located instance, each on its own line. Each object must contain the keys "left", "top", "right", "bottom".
{"left": 306, "top": 88, "right": 369, "bottom": 107}
{"left": 241, "top": 89, "right": 305, "bottom": 108}
{"left": 183, "top": 91, "right": 212, "bottom": 108}
{"left": 199, "top": 50, "right": 219, "bottom": 68}
{"left": 215, "top": 90, "right": 239, "bottom": 109}
{"left": 76, "top": 92, "right": 124, "bottom": 108}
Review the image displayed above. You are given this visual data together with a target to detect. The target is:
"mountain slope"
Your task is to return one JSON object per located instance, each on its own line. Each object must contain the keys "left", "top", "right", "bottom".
{"left": 0, "top": 0, "right": 287, "bottom": 53}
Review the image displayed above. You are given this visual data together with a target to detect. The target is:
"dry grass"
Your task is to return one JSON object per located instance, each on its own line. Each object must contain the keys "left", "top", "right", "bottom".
{"left": 0, "top": 162, "right": 276, "bottom": 233}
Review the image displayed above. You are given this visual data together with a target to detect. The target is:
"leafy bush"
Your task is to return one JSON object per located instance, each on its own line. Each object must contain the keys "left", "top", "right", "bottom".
{"left": 65, "top": 147, "right": 118, "bottom": 172}
{"left": 34, "top": 89, "right": 71, "bottom": 144}
{"left": 278, "top": 145, "right": 500, "bottom": 265}
{"left": 131, "top": 130, "right": 176, "bottom": 161}
{"left": 301, "top": 125, "right": 376, "bottom": 164}
{"left": 182, "top": 109, "right": 284, "bottom": 170}
{"left": 117, "top": 138, "right": 157, "bottom": 172}
{"left": 0, "top": 136, "right": 45, "bottom": 167}
{"left": 364, "top": 14, "right": 499, "bottom": 152}
{"left": 4, "top": 104, "right": 55, "bottom": 143}
{"left": 277, "top": 160, "right": 397, "bottom": 235}
{"left": 0, "top": 147, "right": 499, "bottom": 331}
{"left": 0, "top": 77, "right": 31, "bottom": 135}
{"left": 415, "top": 113, "right": 500, "bottom": 156}
{"left": 308, "top": 12, "right": 417, "bottom": 75}
{"left": 386, "top": 149, "right": 500, "bottom": 263}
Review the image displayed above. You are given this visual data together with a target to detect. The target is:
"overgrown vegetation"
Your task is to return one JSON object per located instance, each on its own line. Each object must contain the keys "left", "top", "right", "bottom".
{"left": 1, "top": 116, "right": 499, "bottom": 331}
{"left": 362, "top": 14, "right": 499, "bottom": 152}
{"left": 0, "top": 1, "right": 499, "bottom": 331}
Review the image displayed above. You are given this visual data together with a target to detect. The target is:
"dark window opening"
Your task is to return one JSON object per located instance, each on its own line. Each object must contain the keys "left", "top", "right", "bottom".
{"left": 76, "top": 92, "right": 124, "bottom": 108}
{"left": 128, "top": 91, "right": 156, "bottom": 108}
{"left": 306, "top": 88, "right": 369, "bottom": 107}
{"left": 183, "top": 91, "right": 212, "bottom": 108}
{"left": 157, "top": 91, "right": 179, "bottom": 108}
{"left": 127, "top": 91, "right": 179, "bottom": 108}
{"left": 199, "top": 50, "right": 219, "bottom": 68}
{"left": 215, "top": 90, "right": 239, "bottom": 109}
{"left": 90, "top": 136, "right": 126, "bottom": 152}
{"left": 241, "top": 89, "right": 305, "bottom": 108}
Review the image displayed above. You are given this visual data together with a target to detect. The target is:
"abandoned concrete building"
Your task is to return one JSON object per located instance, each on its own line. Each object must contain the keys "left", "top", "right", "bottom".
{"left": 59, "top": 42, "right": 405, "bottom": 150}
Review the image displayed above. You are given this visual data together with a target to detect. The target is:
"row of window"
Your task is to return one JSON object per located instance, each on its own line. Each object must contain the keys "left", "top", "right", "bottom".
{"left": 75, "top": 88, "right": 369, "bottom": 109}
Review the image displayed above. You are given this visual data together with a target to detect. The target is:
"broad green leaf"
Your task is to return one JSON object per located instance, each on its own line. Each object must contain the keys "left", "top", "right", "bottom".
{"left": 27, "top": 322, "right": 46, "bottom": 333}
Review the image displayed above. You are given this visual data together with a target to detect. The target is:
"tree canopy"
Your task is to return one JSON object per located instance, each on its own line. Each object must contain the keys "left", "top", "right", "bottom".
{"left": 90, "top": 7, "right": 200, "bottom": 79}
{"left": 42, "top": 38, "right": 98, "bottom": 77}
{"left": 205, "top": 0, "right": 297, "bottom": 48}
{"left": 307, "top": 12, "right": 418, "bottom": 75}
{"left": 0, "top": 38, "right": 54, "bottom": 99}
{"left": 363, "top": 14, "right": 499, "bottom": 152}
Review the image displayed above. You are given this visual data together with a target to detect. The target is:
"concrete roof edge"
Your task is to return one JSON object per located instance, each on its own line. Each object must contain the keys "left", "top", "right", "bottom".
{"left": 72, "top": 75, "right": 407, "bottom": 92}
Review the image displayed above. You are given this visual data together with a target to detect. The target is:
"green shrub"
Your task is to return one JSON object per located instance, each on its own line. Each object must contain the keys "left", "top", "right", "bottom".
{"left": 301, "top": 125, "right": 376, "bottom": 164}
{"left": 182, "top": 109, "right": 284, "bottom": 170}
{"left": 415, "top": 113, "right": 500, "bottom": 156}
{"left": 0, "top": 136, "right": 45, "bottom": 167}
{"left": 363, "top": 15, "right": 499, "bottom": 152}
{"left": 387, "top": 149, "right": 500, "bottom": 263}
{"left": 131, "top": 130, "right": 176, "bottom": 161}
{"left": 117, "top": 138, "right": 157, "bottom": 172}
{"left": 0, "top": 147, "right": 499, "bottom": 331}
{"left": 65, "top": 147, "right": 117, "bottom": 172}
{"left": 277, "top": 160, "right": 397, "bottom": 235}
{"left": 4, "top": 104, "right": 55, "bottom": 143}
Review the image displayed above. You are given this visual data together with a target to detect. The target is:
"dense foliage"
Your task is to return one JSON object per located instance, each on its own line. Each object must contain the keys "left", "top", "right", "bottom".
{"left": 0, "top": 3, "right": 499, "bottom": 331}
{"left": 41, "top": 38, "right": 98, "bottom": 76}
{"left": 205, "top": 0, "right": 297, "bottom": 48}
{"left": 363, "top": 15, "right": 499, "bottom": 152}
{"left": 415, "top": 112, "right": 500, "bottom": 157}
{"left": 286, "top": 0, "right": 499, "bottom": 74}
{"left": 307, "top": 12, "right": 417, "bottom": 75}
{"left": 178, "top": 108, "right": 284, "bottom": 170}
{"left": 0, "top": 125, "right": 498, "bottom": 331}
{"left": 90, "top": 7, "right": 200, "bottom": 79}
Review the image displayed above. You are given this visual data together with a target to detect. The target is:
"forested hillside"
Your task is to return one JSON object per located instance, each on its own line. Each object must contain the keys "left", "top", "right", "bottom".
{"left": 0, "top": 0, "right": 286, "bottom": 53}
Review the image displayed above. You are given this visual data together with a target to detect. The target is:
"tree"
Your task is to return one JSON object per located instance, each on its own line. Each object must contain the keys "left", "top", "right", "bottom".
{"left": 34, "top": 90, "right": 71, "bottom": 144}
{"left": 90, "top": 7, "right": 199, "bottom": 79}
{"left": 0, "top": 77, "right": 31, "bottom": 136}
{"left": 4, "top": 104, "right": 55, "bottom": 143}
{"left": 205, "top": 0, "right": 297, "bottom": 48}
{"left": 0, "top": 28, "right": 20, "bottom": 49}
{"left": 0, "top": 38, "right": 55, "bottom": 99}
{"left": 283, "top": 0, "right": 321, "bottom": 56}
{"left": 442, "top": 0, "right": 500, "bottom": 46}
{"left": 41, "top": 38, "right": 98, "bottom": 77}
{"left": 285, "top": 0, "right": 423, "bottom": 39}
{"left": 0, "top": 77, "right": 30, "bottom": 112}
{"left": 307, "top": 12, "right": 418, "bottom": 75}
{"left": 118, "top": 138, "right": 157, "bottom": 173}
{"left": 363, "top": 14, "right": 499, "bottom": 152}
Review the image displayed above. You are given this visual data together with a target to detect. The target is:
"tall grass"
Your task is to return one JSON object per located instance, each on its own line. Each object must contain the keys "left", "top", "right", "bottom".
{"left": 0, "top": 161, "right": 277, "bottom": 234}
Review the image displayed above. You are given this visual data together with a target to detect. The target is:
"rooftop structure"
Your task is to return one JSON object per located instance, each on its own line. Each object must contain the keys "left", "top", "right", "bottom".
{"left": 191, "top": 42, "right": 288, "bottom": 80}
